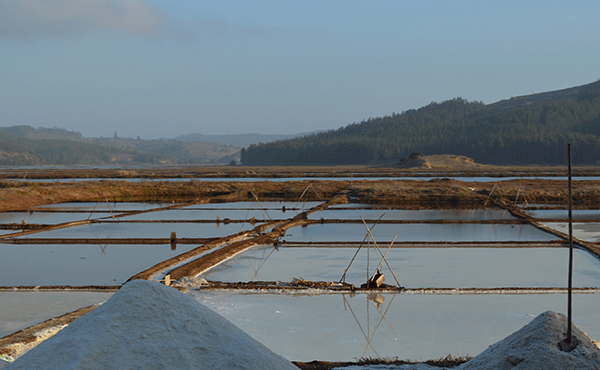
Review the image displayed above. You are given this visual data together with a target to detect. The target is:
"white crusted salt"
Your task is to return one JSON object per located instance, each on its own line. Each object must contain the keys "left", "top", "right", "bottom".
{"left": 6, "top": 280, "right": 297, "bottom": 370}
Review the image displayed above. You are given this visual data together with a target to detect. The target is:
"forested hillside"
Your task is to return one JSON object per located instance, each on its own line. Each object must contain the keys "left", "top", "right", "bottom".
{"left": 0, "top": 134, "right": 159, "bottom": 166}
{"left": 0, "top": 127, "right": 239, "bottom": 165}
{"left": 241, "top": 80, "right": 600, "bottom": 165}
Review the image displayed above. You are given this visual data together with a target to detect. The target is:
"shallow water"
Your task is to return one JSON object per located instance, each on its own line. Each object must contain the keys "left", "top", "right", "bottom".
{"left": 0, "top": 291, "right": 113, "bottom": 338}
{"left": 544, "top": 222, "right": 600, "bottom": 243}
{"left": 284, "top": 223, "right": 559, "bottom": 242}
{"left": 14, "top": 221, "right": 255, "bottom": 239}
{"left": 0, "top": 243, "right": 200, "bottom": 286}
{"left": 119, "top": 207, "right": 302, "bottom": 221}
{"left": 32, "top": 202, "right": 174, "bottom": 212}
{"left": 200, "top": 246, "right": 600, "bottom": 288}
{"left": 310, "top": 209, "right": 516, "bottom": 221}
{"left": 528, "top": 210, "right": 600, "bottom": 220}
{"left": 0, "top": 212, "right": 90, "bottom": 225}
{"left": 193, "top": 290, "right": 600, "bottom": 362}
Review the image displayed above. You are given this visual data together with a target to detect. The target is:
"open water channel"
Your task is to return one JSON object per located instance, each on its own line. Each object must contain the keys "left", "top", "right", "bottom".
{"left": 1, "top": 199, "right": 599, "bottom": 362}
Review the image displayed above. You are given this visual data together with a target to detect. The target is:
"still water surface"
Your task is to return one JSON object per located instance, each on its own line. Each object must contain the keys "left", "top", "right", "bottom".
{"left": 14, "top": 222, "right": 255, "bottom": 239}
{"left": 285, "top": 223, "right": 559, "bottom": 242}
{"left": 544, "top": 222, "right": 600, "bottom": 243}
{"left": 310, "top": 208, "right": 516, "bottom": 221}
{"left": 201, "top": 246, "right": 600, "bottom": 288}
{"left": 193, "top": 290, "right": 600, "bottom": 362}
{"left": 0, "top": 292, "right": 113, "bottom": 338}
{"left": 0, "top": 243, "right": 199, "bottom": 286}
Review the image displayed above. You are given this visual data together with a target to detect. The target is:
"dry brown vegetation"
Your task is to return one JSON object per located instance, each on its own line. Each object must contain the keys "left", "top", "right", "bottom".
{"left": 1, "top": 171, "right": 600, "bottom": 213}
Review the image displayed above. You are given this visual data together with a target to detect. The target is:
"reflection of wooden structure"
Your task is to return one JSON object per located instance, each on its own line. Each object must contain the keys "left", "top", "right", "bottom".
{"left": 342, "top": 293, "right": 398, "bottom": 359}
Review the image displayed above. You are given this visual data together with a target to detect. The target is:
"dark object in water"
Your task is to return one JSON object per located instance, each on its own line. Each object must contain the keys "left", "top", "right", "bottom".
{"left": 366, "top": 269, "right": 385, "bottom": 289}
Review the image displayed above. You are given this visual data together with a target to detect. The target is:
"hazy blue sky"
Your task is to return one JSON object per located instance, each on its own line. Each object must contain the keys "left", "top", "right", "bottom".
{"left": 1, "top": 0, "right": 599, "bottom": 139}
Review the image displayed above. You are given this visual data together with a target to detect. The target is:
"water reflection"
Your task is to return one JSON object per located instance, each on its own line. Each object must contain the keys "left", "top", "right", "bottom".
{"left": 0, "top": 243, "right": 200, "bottom": 286}
{"left": 14, "top": 222, "right": 255, "bottom": 239}
{"left": 529, "top": 210, "right": 600, "bottom": 220}
{"left": 0, "top": 291, "right": 113, "bottom": 338}
{"left": 194, "top": 290, "right": 600, "bottom": 362}
{"left": 544, "top": 222, "right": 600, "bottom": 243}
{"left": 310, "top": 208, "right": 516, "bottom": 221}
{"left": 343, "top": 293, "right": 398, "bottom": 359}
{"left": 285, "top": 223, "right": 558, "bottom": 242}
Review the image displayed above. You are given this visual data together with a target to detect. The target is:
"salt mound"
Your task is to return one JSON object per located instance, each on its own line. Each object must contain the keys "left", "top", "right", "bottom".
{"left": 6, "top": 280, "right": 297, "bottom": 370}
{"left": 458, "top": 311, "right": 600, "bottom": 370}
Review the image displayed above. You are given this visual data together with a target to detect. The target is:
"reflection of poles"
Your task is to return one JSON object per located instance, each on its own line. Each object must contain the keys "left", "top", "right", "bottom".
{"left": 342, "top": 293, "right": 398, "bottom": 359}
{"left": 342, "top": 294, "right": 381, "bottom": 358}
{"left": 249, "top": 246, "right": 278, "bottom": 281}
{"left": 361, "top": 294, "right": 398, "bottom": 358}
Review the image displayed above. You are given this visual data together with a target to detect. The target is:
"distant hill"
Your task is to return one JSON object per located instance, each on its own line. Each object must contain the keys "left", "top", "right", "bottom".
{"left": 0, "top": 133, "right": 162, "bottom": 166}
{"left": 241, "top": 80, "right": 600, "bottom": 166}
{"left": 87, "top": 137, "right": 240, "bottom": 165}
{"left": 0, "top": 127, "right": 239, "bottom": 166}
{"left": 173, "top": 132, "right": 315, "bottom": 147}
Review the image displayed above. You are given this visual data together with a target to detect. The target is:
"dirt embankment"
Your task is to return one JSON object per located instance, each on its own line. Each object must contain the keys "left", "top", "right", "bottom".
{"left": 2, "top": 177, "right": 599, "bottom": 212}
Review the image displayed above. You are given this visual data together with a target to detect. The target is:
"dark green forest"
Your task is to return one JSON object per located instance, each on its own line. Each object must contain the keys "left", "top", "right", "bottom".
{"left": 241, "top": 81, "right": 600, "bottom": 165}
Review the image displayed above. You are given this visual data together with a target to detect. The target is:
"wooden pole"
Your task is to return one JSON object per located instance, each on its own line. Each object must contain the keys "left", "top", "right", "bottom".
{"left": 567, "top": 143, "right": 573, "bottom": 345}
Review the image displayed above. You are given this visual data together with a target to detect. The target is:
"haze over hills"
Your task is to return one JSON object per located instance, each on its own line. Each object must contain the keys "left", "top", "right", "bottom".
{"left": 2, "top": 80, "right": 600, "bottom": 166}
{"left": 173, "top": 132, "right": 316, "bottom": 147}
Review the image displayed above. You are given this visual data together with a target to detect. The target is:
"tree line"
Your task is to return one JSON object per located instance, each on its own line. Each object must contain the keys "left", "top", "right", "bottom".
{"left": 241, "top": 81, "right": 600, "bottom": 165}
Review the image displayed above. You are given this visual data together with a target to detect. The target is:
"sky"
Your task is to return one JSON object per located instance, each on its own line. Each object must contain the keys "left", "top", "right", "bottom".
{"left": 1, "top": 0, "right": 599, "bottom": 139}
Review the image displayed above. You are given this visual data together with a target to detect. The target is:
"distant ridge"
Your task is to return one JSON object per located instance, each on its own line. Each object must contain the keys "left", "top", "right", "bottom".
{"left": 475, "top": 80, "right": 600, "bottom": 119}
{"left": 241, "top": 80, "right": 600, "bottom": 166}
{"left": 173, "top": 132, "right": 317, "bottom": 147}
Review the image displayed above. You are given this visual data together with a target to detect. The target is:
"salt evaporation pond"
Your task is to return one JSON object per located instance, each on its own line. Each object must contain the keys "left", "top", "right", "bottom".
{"left": 13, "top": 221, "right": 255, "bottom": 240}
{"left": 33, "top": 202, "right": 174, "bottom": 212}
{"left": 544, "top": 222, "right": 600, "bottom": 243}
{"left": 0, "top": 211, "right": 90, "bottom": 225}
{"left": 284, "top": 223, "right": 559, "bottom": 242}
{"left": 527, "top": 210, "right": 600, "bottom": 220}
{"left": 119, "top": 206, "right": 303, "bottom": 221}
{"left": 182, "top": 201, "right": 323, "bottom": 210}
{"left": 193, "top": 290, "right": 600, "bottom": 362}
{"left": 200, "top": 246, "right": 600, "bottom": 288}
{"left": 0, "top": 243, "right": 199, "bottom": 286}
{"left": 309, "top": 208, "right": 516, "bottom": 221}
{"left": 0, "top": 291, "right": 113, "bottom": 338}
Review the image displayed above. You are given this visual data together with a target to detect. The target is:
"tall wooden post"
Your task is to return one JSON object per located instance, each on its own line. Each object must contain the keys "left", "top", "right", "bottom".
{"left": 559, "top": 143, "right": 578, "bottom": 352}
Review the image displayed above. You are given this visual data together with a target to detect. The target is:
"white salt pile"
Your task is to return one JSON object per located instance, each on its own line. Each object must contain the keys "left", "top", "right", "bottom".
{"left": 5, "top": 280, "right": 298, "bottom": 370}
{"left": 457, "top": 310, "right": 600, "bottom": 370}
